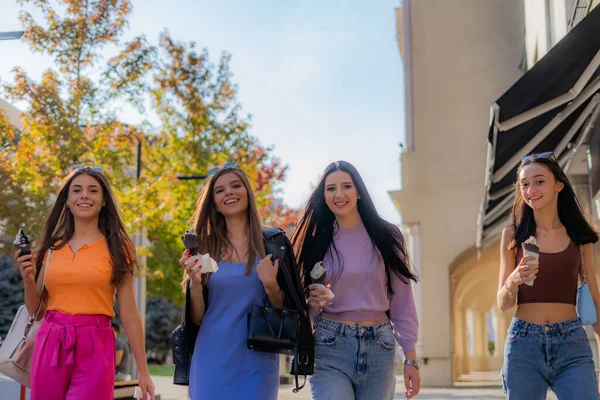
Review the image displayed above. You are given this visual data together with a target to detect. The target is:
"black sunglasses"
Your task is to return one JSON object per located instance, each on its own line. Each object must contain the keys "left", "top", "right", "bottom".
{"left": 207, "top": 161, "right": 238, "bottom": 176}
{"left": 73, "top": 164, "right": 104, "bottom": 173}
{"left": 520, "top": 152, "right": 556, "bottom": 164}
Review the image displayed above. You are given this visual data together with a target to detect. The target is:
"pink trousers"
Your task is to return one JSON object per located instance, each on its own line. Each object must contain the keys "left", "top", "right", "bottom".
{"left": 31, "top": 310, "right": 115, "bottom": 400}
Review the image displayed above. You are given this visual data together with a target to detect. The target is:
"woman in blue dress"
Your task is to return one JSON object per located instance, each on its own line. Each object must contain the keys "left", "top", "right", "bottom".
{"left": 179, "top": 164, "right": 282, "bottom": 400}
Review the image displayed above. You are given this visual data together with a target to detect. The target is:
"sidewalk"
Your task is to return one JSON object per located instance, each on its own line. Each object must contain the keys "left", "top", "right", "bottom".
{"left": 152, "top": 375, "right": 512, "bottom": 400}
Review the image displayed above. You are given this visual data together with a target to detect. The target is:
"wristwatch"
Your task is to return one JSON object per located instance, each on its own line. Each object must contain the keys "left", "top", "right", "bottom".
{"left": 404, "top": 359, "right": 421, "bottom": 370}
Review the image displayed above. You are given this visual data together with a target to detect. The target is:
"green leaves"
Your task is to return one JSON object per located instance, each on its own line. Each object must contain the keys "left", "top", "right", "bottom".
{"left": 1, "top": 0, "right": 297, "bottom": 303}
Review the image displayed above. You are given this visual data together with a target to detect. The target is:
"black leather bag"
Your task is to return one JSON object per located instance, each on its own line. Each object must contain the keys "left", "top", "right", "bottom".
{"left": 172, "top": 279, "right": 201, "bottom": 386}
{"left": 171, "top": 324, "right": 192, "bottom": 385}
{"left": 247, "top": 303, "right": 300, "bottom": 354}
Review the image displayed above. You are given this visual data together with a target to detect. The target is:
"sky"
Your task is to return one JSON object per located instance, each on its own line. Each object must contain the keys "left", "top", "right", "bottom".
{"left": 0, "top": 0, "right": 406, "bottom": 224}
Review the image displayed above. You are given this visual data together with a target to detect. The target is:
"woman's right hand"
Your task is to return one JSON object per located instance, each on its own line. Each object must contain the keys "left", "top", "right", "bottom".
{"left": 179, "top": 249, "right": 203, "bottom": 286}
{"left": 506, "top": 255, "right": 538, "bottom": 289}
{"left": 14, "top": 249, "right": 35, "bottom": 285}
{"left": 308, "top": 284, "right": 334, "bottom": 308}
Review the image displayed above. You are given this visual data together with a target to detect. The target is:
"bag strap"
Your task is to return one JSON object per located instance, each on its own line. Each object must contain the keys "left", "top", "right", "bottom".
{"left": 291, "top": 324, "right": 306, "bottom": 393}
{"left": 25, "top": 248, "right": 52, "bottom": 332}
{"left": 579, "top": 246, "right": 588, "bottom": 285}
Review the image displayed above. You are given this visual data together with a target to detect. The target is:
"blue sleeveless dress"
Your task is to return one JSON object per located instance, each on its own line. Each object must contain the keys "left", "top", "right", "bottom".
{"left": 189, "top": 260, "right": 279, "bottom": 399}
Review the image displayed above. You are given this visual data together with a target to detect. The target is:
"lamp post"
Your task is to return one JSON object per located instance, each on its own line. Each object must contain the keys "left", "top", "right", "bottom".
{"left": 176, "top": 174, "right": 207, "bottom": 181}
{"left": 0, "top": 31, "right": 24, "bottom": 41}
{"left": 2, "top": 27, "right": 27, "bottom": 400}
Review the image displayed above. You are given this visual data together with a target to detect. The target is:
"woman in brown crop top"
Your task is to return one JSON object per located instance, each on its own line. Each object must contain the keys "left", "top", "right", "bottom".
{"left": 497, "top": 152, "right": 600, "bottom": 399}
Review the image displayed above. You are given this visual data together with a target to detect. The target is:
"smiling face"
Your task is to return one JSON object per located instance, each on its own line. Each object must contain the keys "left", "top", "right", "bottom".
{"left": 324, "top": 171, "right": 360, "bottom": 219}
{"left": 67, "top": 173, "right": 105, "bottom": 220}
{"left": 213, "top": 171, "right": 249, "bottom": 217}
{"left": 519, "top": 162, "right": 564, "bottom": 211}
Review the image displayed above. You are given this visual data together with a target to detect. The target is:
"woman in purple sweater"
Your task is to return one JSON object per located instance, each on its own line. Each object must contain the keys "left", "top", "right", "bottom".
{"left": 291, "top": 161, "right": 420, "bottom": 400}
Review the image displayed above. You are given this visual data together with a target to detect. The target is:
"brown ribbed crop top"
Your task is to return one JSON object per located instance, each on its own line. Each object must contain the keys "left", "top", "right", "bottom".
{"left": 516, "top": 241, "right": 580, "bottom": 305}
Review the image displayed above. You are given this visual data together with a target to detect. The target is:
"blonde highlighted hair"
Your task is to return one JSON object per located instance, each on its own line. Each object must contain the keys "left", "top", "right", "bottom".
{"left": 189, "top": 167, "right": 265, "bottom": 276}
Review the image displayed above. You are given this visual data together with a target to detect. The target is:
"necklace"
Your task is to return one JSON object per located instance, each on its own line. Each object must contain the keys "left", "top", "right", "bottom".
{"left": 537, "top": 225, "right": 563, "bottom": 240}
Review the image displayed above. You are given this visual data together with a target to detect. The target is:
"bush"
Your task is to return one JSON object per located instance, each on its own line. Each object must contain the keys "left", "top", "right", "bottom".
{"left": 145, "top": 296, "right": 180, "bottom": 364}
{"left": 0, "top": 257, "right": 24, "bottom": 338}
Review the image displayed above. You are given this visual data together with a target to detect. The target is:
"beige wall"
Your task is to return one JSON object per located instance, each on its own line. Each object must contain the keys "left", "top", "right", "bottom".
{"left": 392, "top": 0, "right": 526, "bottom": 386}
{"left": 0, "top": 98, "right": 23, "bottom": 131}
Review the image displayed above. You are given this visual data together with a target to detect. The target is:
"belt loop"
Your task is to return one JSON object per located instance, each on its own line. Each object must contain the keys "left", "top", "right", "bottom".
{"left": 338, "top": 323, "right": 345, "bottom": 336}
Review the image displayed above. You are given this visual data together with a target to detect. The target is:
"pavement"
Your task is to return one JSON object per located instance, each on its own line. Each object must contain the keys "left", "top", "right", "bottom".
{"left": 1, "top": 373, "right": 562, "bottom": 399}
{"left": 150, "top": 375, "right": 512, "bottom": 400}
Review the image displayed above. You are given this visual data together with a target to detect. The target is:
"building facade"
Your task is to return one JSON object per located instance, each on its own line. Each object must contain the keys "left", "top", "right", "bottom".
{"left": 391, "top": 0, "right": 600, "bottom": 386}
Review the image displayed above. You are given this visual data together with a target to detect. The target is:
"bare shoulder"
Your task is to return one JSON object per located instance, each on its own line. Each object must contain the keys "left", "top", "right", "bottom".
{"left": 581, "top": 242, "right": 594, "bottom": 254}
{"left": 501, "top": 226, "right": 515, "bottom": 243}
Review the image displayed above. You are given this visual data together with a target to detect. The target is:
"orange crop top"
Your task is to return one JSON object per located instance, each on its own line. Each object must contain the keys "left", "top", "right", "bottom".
{"left": 43, "top": 238, "right": 116, "bottom": 317}
{"left": 516, "top": 241, "right": 580, "bottom": 305}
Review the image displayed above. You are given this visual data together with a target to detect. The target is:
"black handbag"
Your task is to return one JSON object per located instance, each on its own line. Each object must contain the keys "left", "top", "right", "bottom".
{"left": 247, "top": 303, "right": 300, "bottom": 354}
{"left": 172, "top": 279, "right": 201, "bottom": 386}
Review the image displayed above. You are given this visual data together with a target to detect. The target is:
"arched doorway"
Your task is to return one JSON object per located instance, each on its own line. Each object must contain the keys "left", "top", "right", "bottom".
{"left": 450, "top": 239, "right": 514, "bottom": 384}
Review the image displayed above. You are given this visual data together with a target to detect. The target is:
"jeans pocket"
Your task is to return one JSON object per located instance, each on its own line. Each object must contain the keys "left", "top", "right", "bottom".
{"left": 376, "top": 325, "right": 396, "bottom": 350}
{"left": 506, "top": 327, "right": 523, "bottom": 344}
{"left": 314, "top": 327, "right": 340, "bottom": 346}
{"left": 567, "top": 327, "right": 589, "bottom": 344}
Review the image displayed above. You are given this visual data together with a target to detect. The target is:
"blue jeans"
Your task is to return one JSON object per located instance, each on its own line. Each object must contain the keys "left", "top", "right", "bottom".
{"left": 309, "top": 317, "right": 396, "bottom": 400}
{"left": 502, "top": 317, "right": 599, "bottom": 399}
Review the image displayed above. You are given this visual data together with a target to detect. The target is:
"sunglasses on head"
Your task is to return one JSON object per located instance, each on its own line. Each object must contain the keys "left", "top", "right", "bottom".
{"left": 73, "top": 164, "right": 104, "bottom": 173}
{"left": 520, "top": 152, "right": 556, "bottom": 164}
{"left": 207, "top": 161, "right": 238, "bottom": 176}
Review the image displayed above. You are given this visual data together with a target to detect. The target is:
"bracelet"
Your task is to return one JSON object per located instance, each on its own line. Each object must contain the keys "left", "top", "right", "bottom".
{"left": 189, "top": 286, "right": 203, "bottom": 294}
{"left": 504, "top": 284, "right": 518, "bottom": 298}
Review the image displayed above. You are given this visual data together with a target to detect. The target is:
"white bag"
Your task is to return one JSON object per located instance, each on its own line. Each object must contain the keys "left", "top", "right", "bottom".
{"left": 0, "top": 249, "right": 51, "bottom": 387}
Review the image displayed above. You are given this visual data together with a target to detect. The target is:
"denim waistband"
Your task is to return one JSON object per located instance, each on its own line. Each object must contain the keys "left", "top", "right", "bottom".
{"left": 510, "top": 317, "right": 582, "bottom": 335}
{"left": 315, "top": 317, "right": 391, "bottom": 339}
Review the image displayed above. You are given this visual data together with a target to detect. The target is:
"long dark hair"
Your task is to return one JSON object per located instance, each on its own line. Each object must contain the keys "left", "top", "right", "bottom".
{"left": 189, "top": 167, "right": 265, "bottom": 276}
{"left": 509, "top": 155, "right": 598, "bottom": 249}
{"left": 35, "top": 168, "right": 138, "bottom": 286}
{"left": 291, "top": 161, "right": 417, "bottom": 297}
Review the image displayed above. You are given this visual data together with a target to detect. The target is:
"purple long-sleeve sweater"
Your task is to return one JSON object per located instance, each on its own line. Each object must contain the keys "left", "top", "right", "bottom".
{"left": 318, "top": 223, "right": 419, "bottom": 353}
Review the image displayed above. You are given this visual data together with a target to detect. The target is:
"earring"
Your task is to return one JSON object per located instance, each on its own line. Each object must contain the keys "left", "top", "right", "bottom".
{"left": 66, "top": 204, "right": 70, "bottom": 209}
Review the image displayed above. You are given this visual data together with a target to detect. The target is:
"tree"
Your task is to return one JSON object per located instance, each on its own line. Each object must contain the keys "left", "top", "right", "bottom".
{"left": 0, "top": 0, "right": 297, "bottom": 305}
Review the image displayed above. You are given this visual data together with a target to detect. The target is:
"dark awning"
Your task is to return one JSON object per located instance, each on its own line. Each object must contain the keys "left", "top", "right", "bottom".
{"left": 477, "top": 5, "right": 600, "bottom": 249}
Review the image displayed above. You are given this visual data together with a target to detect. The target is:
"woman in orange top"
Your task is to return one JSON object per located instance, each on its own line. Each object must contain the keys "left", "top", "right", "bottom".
{"left": 14, "top": 165, "right": 155, "bottom": 400}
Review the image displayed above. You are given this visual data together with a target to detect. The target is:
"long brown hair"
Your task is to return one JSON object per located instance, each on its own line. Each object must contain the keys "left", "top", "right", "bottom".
{"left": 291, "top": 160, "right": 417, "bottom": 297}
{"left": 509, "top": 155, "right": 598, "bottom": 249}
{"left": 34, "top": 168, "right": 138, "bottom": 286}
{"left": 190, "top": 167, "right": 265, "bottom": 276}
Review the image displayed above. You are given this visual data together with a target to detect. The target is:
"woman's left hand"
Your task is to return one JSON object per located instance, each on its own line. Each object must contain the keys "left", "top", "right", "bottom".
{"left": 404, "top": 364, "right": 420, "bottom": 399}
{"left": 256, "top": 254, "right": 279, "bottom": 288}
{"left": 138, "top": 373, "right": 155, "bottom": 400}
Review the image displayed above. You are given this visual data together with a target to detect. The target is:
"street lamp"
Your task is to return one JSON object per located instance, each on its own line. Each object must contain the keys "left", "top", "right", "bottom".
{"left": 176, "top": 174, "right": 207, "bottom": 181}
{"left": 0, "top": 31, "right": 24, "bottom": 41}
{"left": 3, "top": 28, "right": 27, "bottom": 400}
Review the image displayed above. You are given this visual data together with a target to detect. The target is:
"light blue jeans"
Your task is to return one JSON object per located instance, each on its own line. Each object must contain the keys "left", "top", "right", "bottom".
{"left": 502, "top": 317, "right": 599, "bottom": 399}
{"left": 309, "top": 317, "right": 396, "bottom": 400}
